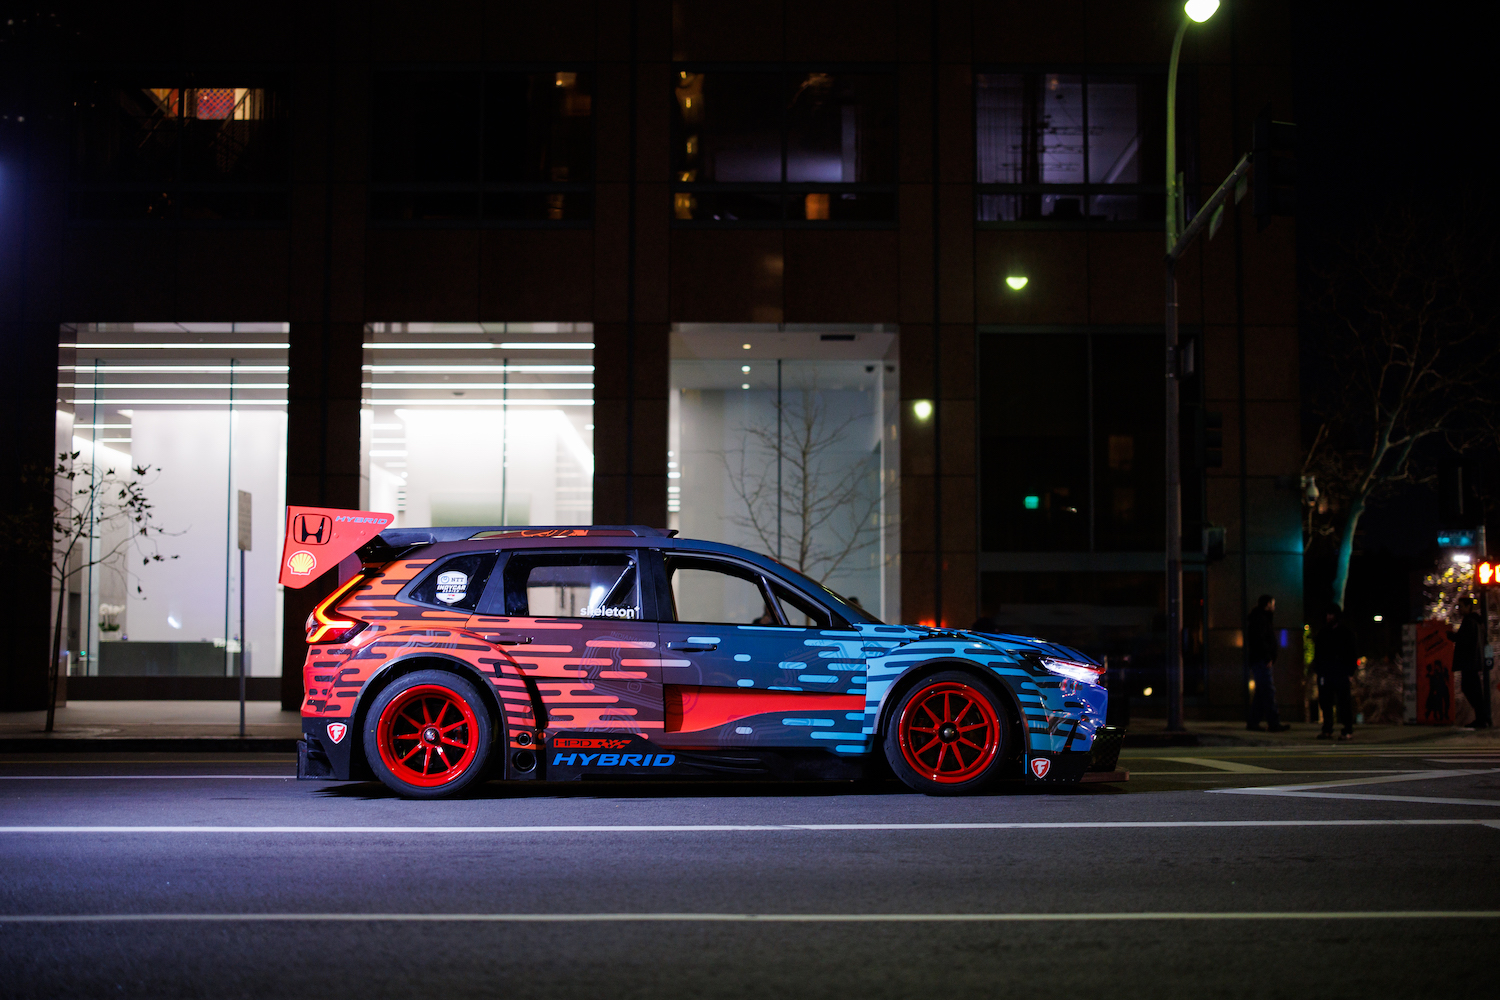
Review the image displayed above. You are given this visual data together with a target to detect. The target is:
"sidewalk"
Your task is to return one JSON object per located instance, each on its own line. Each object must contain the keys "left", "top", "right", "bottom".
{"left": 1124, "top": 718, "right": 1500, "bottom": 748}
{"left": 0, "top": 701, "right": 301, "bottom": 752}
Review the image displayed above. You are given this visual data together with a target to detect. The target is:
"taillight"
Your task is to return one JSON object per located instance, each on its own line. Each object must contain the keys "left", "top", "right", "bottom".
{"left": 305, "top": 573, "right": 368, "bottom": 644}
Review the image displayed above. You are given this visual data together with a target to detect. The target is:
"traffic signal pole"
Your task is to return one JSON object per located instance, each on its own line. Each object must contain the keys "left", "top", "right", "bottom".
{"left": 1163, "top": 148, "right": 1253, "bottom": 732}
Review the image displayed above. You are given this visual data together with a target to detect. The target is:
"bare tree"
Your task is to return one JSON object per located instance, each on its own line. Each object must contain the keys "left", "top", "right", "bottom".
{"left": 723, "top": 386, "right": 884, "bottom": 586}
{"left": 1302, "top": 211, "right": 1499, "bottom": 606}
{"left": 44, "top": 452, "right": 177, "bottom": 731}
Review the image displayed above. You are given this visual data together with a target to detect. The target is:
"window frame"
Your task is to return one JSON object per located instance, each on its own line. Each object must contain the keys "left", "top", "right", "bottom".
{"left": 367, "top": 63, "right": 596, "bottom": 230}
{"left": 670, "top": 62, "right": 899, "bottom": 230}
{"left": 478, "top": 547, "right": 657, "bottom": 622}
{"left": 68, "top": 71, "right": 292, "bottom": 228}
{"left": 661, "top": 550, "right": 848, "bottom": 629}
{"left": 973, "top": 65, "right": 1193, "bottom": 232}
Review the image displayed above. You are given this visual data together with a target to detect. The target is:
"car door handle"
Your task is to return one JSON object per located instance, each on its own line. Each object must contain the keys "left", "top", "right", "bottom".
{"left": 484, "top": 634, "right": 532, "bottom": 645}
{"left": 667, "top": 641, "right": 717, "bottom": 652}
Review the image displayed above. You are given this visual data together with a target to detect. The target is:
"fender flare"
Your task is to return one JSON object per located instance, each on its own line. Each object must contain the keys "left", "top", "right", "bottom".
{"left": 347, "top": 649, "right": 536, "bottom": 777}
{"left": 874, "top": 657, "right": 1027, "bottom": 759}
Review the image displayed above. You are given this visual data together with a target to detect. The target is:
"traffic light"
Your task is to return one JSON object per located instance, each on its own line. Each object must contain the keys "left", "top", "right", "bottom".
{"left": 1252, "top": 108, "right": 1295, "bottom": 232}
{"left": 1203, "top": 410, "right": 1223, "bottom": 468}
{"left": 1478, "top": 559, "right": 1499, "bottom": 587}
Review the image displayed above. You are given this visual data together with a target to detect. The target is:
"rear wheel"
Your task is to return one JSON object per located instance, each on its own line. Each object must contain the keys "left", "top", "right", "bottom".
{"left": 364, "top": 670, "right": 494, "bottom": 798}
{"left": 884, "top": 670, "right": 1013, "bottom": 795}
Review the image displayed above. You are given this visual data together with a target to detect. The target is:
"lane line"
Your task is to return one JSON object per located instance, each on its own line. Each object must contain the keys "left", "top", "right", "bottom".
{"left": 2, "top": 911, "right": 1497, "bottom": 925}
{"left": 1213, "top": 791, "right": 1500, "bottom": 808}
{"left": 1209, "top": 768, "right": 1500, "bottom": 807}
{"left": 2, "top": 820, "right": 1499, "bottom": 834}
{"left": 1151, "top": 757, "right": 1279, "bottom": 773}
{"left": 1128, "top": 773, "right": 1410, "bottom": 779}
{"left": 0, "top": 775, "right": 298, "bottom": 781}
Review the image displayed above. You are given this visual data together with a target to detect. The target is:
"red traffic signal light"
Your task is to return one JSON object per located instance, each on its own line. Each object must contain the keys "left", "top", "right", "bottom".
{"left": 1478, "top": 559, "right": 1499, "bottom": 587}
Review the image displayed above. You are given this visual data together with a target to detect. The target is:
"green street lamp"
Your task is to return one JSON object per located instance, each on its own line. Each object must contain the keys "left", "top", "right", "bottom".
{"left": 1163, "top": 0, "right": 1219, "bottom": 733}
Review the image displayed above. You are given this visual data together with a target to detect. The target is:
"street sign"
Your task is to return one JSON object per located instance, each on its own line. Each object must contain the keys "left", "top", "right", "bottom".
{"left": 237, "top": 491, "right": 252, "bottom": 551}
{"left": 1437, "top": 530, "right": 1476, "bottom": 547}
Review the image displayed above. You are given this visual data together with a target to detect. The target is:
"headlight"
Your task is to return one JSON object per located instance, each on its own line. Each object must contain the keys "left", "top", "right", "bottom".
{"left": 1040, "top": 657, "right": 1104, "bottom": 685}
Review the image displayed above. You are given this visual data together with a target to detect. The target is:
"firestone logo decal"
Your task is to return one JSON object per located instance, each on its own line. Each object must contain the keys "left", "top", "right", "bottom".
{"left": 326, "top": 722, "right": 348, "bottom": 744}
{"left": 1030, "top": 757, "right": 1051, "bottom": 779}
{"left": 286, "top": 550, "right": 317, "bottom": 576}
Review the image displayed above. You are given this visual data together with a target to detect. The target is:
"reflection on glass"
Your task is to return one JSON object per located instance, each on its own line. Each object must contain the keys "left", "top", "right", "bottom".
{"left": 674, "top": 72, "right": 782, "bottom": 183}
{"left": 667, "top": 326, "right": 900, "bottom": 622}
{"left": 361, "top": 323, "right": 594, "bottom": 538}
{"left": 57, "top": 323, "right": 290, "bottom": 678}
{"left": 1086, "top": 77, "right": 1141, "bottom": 184}
{"left": 786, "top": 73, "right": 895, "bottom": 183}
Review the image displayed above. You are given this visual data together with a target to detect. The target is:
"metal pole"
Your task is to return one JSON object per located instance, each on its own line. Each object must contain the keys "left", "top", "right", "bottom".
{"left": 238, "top": 547, "right": 246, "bottom": 739}
{"left": 1164, "top": 17, "right": 1189, "bottom": 732}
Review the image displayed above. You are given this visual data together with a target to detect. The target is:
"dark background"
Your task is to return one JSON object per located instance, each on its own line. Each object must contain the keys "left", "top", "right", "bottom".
{"left": 1295, "top": 5, "right": 1498, "bottom": 641}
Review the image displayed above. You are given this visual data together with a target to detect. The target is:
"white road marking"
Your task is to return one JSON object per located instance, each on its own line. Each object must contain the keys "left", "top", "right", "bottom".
{"left": 0, "top": 775, "right": 296, "bottom": 781}
{"left": 1, "top": 911, "right": 1497, "bottom": 924}
{"left": 2, "top": 820, "right": 1498, "bottom": 834}
{"left": 1211, "top": 768, "right": 1500, "bottom": 807}
{"left": 1152, "top": 757, "right": 1279, "bottom": 773}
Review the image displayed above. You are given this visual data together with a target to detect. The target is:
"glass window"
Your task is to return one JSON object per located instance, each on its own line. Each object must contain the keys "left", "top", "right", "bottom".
{"left": 667, "top": 557, "right": 777, "bottom": 626}
{"left": 371, "top": 69, "right": 593, "bottom": 224}
{"left": 360, "top": 323, "right": 594, "bottom": 533}
{"left": 979, "top": 335, "right": 1090, "bottom": 551}
{"left": 71, "top": 78, "right": 288, "bottom": 222}
{"left": 496, "top": 552, "right": 641, "bottom": 620}
{"left": 975, "top": 71, "right": 1174, "bottom": 227}
{"left": 57, "top": 324, "right": 289, "bottom": 680}
{"left": 672, "top": 69, "right": 896, "bottom": 226}
{"left": 979, "top": 332, "right": 1165, "bottom": 553}
{"left": 667, "top": 325, "right": 900, "bottom": 623}
{"left": 772, "top": 582, "right": 833, "bottom": 629}
{"left": 409, "top": 553, "right": 499, "bottom": 612}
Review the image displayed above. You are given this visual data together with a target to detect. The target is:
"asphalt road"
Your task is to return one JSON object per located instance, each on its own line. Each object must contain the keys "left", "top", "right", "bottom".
{"left": 2, "top": 744, "right": 1498, "bottom": 999}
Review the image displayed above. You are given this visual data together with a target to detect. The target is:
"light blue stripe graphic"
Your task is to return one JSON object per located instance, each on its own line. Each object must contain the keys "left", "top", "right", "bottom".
{"left": 798, "top": 674, "right": 837, "bottom": 683}
{"left": 734, "top": 654, "right": 751, "bottom": 662}
{"left": 688, "top": 636, "right": 721, "bottom": 644}
{"left": 782, "top": 718, "right": 835, "bottom": 727}
{"left": 736, "top": 679, "right": 755, "bottom": 687}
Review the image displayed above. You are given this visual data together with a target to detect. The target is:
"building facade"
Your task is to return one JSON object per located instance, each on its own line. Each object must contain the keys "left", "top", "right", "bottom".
{"left": 0, "top": 0, "right": 1299, "bottom": 719}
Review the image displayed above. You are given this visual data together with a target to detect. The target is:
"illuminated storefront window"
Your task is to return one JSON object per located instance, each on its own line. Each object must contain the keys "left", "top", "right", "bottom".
{"left": 668, "top": 325, "right": 899, "bottom": 622}
{"left": 361, "top": 324, "right": 593, "bottom": 528}
{"left": 57, "top": 324, "right": 289, "bottom": 678}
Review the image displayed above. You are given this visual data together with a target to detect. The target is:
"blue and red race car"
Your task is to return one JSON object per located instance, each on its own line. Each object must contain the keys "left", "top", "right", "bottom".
{"left": 284, "top": 510, "right": 1122, "bottom": 798}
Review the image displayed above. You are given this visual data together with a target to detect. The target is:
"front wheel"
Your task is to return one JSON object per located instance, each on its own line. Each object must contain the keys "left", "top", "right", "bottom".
{"left": 883, "top": 671, "right": 1013, "bottom": 795}
{"left": 364, "top": 670, "right": 494, "bottom": 798}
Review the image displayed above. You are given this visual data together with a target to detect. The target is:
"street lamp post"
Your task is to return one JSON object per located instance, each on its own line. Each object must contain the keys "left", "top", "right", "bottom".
{"left": 1164, "top": 0, "right": 1220, "bottom": 732}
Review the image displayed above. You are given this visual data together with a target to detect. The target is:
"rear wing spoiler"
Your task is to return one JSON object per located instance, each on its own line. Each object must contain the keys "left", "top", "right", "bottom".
{"left": 278, "top": 506, "right": 394, "bottom": 589}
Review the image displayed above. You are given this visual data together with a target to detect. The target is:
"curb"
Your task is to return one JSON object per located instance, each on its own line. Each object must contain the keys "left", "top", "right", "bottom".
{"left": 0, "top": 738, "right": 298, "bottom": 753}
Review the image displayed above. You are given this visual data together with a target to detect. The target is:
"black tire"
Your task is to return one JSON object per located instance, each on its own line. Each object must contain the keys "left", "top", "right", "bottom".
{"left": 363, "top": 669, "right": 495, "bottom": 799}
{"left": 883, "top": 670, "right": 1014, "bottom": 796}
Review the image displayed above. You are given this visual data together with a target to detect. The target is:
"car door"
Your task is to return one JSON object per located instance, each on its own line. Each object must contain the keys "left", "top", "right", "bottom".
{"left": 652, "top": 551, "right": 865, "bottom": 749}
{"left": 464, "top": 547, "right": 663, "bottom": 736}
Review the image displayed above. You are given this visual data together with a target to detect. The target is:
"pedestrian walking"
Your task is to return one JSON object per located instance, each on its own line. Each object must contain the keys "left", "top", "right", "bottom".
{"left": 1245, "top": 594, "right": 1290, "bottom": 732}
{"left": 1313, "top": 604, "right": 1358, "bottom": 740}
{"left": 1447, "top": 597, "right": 1492, "bottom": 730}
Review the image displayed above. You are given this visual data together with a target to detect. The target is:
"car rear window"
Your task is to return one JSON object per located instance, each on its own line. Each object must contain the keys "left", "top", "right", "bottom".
{"left": 408, "top": 552, "right": 499, "bottom": 612}
{"left": 491, "top": 551, "right": 642, "bottom": 620}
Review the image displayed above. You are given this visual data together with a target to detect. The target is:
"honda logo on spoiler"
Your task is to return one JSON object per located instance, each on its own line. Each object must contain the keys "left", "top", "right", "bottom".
{"left": 292, "top": 513, "right": 332, "bottom": 545}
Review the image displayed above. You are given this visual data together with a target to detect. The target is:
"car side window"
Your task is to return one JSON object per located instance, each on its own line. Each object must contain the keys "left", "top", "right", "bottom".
{"left": 408, "top": 552, "right": 499, "bottom": 612}
{"left": 771, "top": 582, "right": 833, "bottom": 629}
{"left": 490, "top": 551, "right": 643, "bottom": 620}
{"left": 666, "top": 556, "right": 779, "bottom": 625}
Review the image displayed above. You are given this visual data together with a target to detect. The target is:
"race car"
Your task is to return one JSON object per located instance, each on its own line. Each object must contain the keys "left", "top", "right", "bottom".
{"left": 285, "top": 510, "right": 1122, "bottom": 798}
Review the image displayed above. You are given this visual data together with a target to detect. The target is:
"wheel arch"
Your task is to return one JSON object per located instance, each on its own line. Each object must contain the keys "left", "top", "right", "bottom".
{"left": 349, "top": 653, "right": 509, "bottom": 779}
{"left": 875, "top": 658, "right": 1027, "bottom": 764}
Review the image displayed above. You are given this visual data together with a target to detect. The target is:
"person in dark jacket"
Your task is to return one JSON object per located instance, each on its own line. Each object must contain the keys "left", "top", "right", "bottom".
{"left": 1245, "top": 594, "right": 1290, "bottom": 731}
{"left": 1447, "top": 597, "right": 1492, "bottom": 729}
{"left": 1313, "top": 604, "right": 1358, "bottom": 740}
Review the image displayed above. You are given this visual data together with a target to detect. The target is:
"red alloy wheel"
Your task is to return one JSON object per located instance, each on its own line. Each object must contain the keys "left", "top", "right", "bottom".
{"left": 375, "top": 684, "right": 479, "bottom": 788}
{"left": 897, "top": 680, "right": 1001, "bottom": 783}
